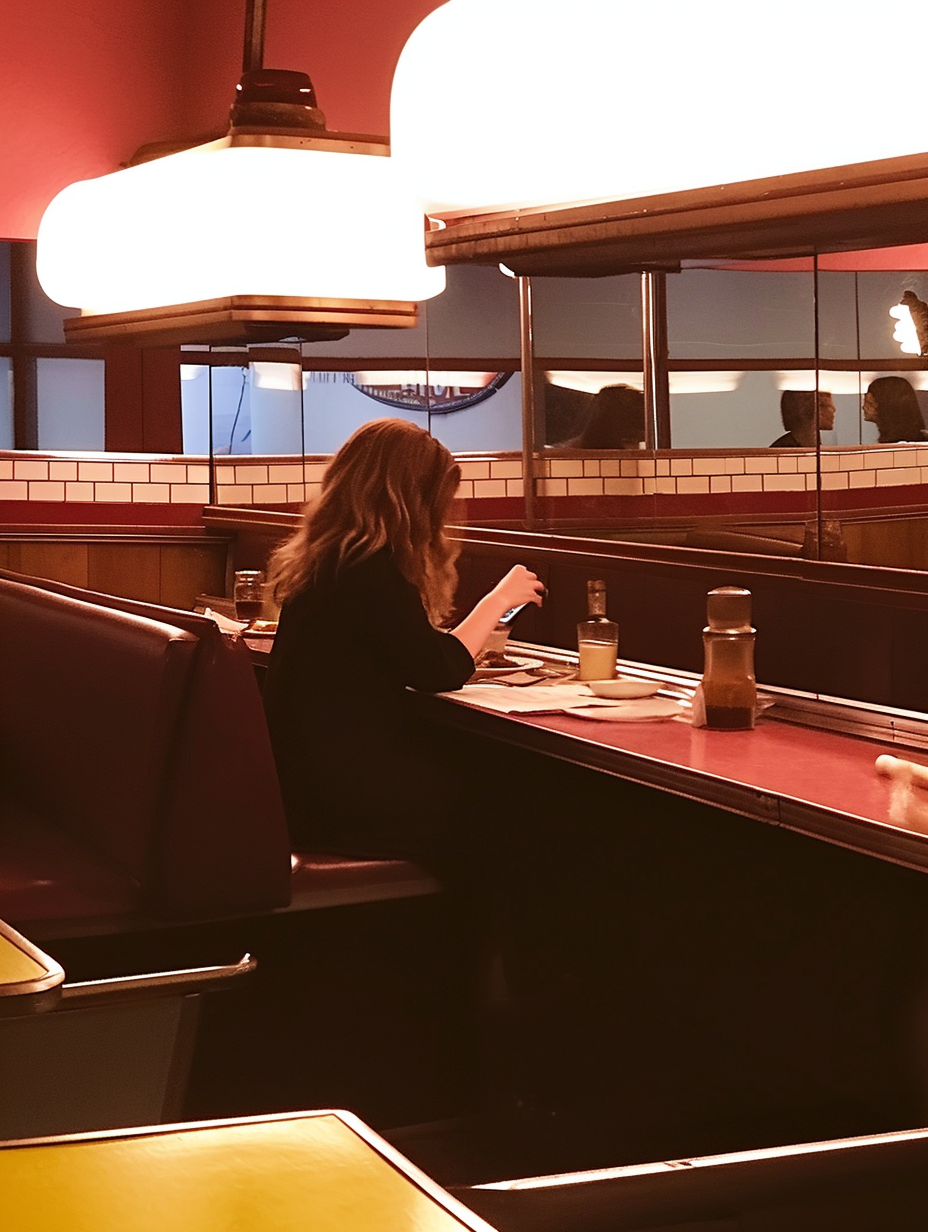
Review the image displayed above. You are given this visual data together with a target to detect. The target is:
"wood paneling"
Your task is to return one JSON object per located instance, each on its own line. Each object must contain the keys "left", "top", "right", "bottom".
{"left": 0, "top": 535, "right": 229, "bottom": 610}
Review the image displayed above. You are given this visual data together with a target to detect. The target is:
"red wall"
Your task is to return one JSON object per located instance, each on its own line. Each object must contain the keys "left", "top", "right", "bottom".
{"left": 1, "top": 0, "right": 443, "bottom": 240}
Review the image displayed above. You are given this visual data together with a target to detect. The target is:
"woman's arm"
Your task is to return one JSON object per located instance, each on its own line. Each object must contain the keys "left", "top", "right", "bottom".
{"left": 451, "top": 564, "right": 545, "bottom": 658}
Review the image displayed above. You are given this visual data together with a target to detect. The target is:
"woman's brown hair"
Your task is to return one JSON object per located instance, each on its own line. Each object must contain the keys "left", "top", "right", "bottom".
{"left": 868, "top": 376, "right": 926, "bottom": 443}
{"left": 268, "top": 418, "right": 461, "bottom": 623}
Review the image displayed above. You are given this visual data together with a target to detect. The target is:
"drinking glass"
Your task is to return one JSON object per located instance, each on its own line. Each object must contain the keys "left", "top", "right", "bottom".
{"left": 233, "top": 570, "right": 265, "bottom": 626}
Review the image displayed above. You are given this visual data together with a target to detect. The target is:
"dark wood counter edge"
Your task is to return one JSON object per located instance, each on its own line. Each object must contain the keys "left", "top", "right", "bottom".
{"left": 204, "top": 506, "right": 928, "bottom": 603}
{"left": 409, "top": 691, "right": 928, "bottom": 881}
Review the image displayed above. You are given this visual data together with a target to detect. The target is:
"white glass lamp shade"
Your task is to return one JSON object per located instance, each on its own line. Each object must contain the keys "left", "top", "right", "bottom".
{"left": 391, "top": 0, "right": 928, "bottom": 218}
{"left": 890, "top": 304, "right": 922, "bottom": 356}
{"left": 36, "top": 141, "right": 444, "bottom": 315}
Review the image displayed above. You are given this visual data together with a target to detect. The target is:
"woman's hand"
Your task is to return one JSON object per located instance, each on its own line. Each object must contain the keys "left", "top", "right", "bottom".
{"left": 451, "top": 563, "right": 545, "bottom": 659}
{"left": 490, "top": 565, "right": 545, "bottom": 616}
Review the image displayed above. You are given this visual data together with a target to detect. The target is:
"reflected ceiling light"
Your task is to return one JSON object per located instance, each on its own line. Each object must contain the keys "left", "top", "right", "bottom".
{"left": 353, "top": 371, "right": 497, "bottom": 389}
{"left": 251, "top": 362, "right": 302, "bottom": 391}
{"left": 392, "top": 0, "right": 928, "bottom": 219}
{"left": 36, "top": 4, "right": 443, "bottom": 347}
{"left": 774, "top": 372, "right": 869, "bottom": 396}
{"left": 545, "top": 371, "right": 742, "bottom": 395}
{"left": 890, "top": 290, "right": 928, "bottom": 356}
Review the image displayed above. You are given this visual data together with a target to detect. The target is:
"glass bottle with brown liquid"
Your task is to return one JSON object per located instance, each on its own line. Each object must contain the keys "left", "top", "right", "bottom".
{"left": 699, "top": 586, "right": 756, "bottom": 730}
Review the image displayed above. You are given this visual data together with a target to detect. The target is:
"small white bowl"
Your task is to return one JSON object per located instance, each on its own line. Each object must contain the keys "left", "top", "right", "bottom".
{"left": 585, "top": 678, "right": 662, "bottom": 700}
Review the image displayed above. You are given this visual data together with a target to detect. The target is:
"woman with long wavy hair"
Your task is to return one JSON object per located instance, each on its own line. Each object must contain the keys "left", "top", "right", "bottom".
{"left": 262, "top": 418, "right": 543, "bottom": 877}
{"left": 864, "top": 376, "right": 927, "bottom": 443}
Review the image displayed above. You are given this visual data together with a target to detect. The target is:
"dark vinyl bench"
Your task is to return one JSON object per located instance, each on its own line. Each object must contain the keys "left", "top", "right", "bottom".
{"left": 0, "top": 569, "right": 439, "bottom": 935}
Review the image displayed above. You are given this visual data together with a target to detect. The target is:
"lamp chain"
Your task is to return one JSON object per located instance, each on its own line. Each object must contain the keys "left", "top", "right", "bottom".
{"left": 243, "top": 0, "right": 266, "bottom": 74}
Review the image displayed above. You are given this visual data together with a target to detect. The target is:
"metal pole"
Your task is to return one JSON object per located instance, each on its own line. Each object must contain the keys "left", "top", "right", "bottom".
{"left": 243, "top": 0, "right": 266, "bottom": 74}
{"left": 519, "top": 275, "right": 537, "bottom": 530}
{"left": 641, "top": 270, "right": 671, "bottom": 449}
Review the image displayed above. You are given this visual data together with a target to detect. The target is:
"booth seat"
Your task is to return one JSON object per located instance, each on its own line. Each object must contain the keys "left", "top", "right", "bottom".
{"left": 0, "top": 570, "right": 439, "bottom": 933}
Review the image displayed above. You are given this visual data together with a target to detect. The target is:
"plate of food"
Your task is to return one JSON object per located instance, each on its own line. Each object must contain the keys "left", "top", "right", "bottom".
{"left": 472, "top": 652, "right": 545, "bottom": 679}
{"left": 242, "top": 619, "right": 278, "bottom": 638}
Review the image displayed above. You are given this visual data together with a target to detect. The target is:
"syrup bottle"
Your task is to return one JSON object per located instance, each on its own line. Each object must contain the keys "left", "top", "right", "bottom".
{"left": 698, "top": 586, "right": 756, "bottom": 730}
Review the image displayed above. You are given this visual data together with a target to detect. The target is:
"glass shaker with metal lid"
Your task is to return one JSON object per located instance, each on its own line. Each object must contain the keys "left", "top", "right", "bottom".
{"left": 697, "top": 586, "right": 756, "bottom": 730}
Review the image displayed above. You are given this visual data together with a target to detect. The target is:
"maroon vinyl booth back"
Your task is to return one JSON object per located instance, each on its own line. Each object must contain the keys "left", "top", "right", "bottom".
{"left": 0, "top": 571, "right": 291, "bottom": 924}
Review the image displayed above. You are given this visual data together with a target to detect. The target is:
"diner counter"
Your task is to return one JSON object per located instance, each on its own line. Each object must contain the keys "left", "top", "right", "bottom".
{"left": 243, "top": 627, "right": 928, "bottom": 877}
{"left": 411, "top": 652, "right": 928, "bottom": 879}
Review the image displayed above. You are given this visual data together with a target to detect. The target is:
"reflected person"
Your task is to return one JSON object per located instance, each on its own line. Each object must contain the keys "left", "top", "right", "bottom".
{"left": 769, "top": 390, "right": 835, "bottom": 448}
{"left": 863, "top": 376, "right": 927, "bottom": 443}
{"left": 570, "top": 384, "right": 646, "bottom": 449}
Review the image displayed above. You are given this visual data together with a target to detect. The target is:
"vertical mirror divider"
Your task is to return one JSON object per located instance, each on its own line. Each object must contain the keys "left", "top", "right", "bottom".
{"left": 519, "top": 275, "right": 538, "bottom": 529}
{"left": 812, "top": 255, "right": 823, "bottom": 561}
{"left": 641, "top": 271, "right": 670, "bottom": 449}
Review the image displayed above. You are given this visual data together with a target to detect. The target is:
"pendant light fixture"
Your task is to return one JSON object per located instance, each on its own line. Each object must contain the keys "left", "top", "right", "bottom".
{"left": 391, "top": 0, "right": 928, "bottom": 222}
{"left": 391, "top": 1, "right": 928, "bottom": 275}
{"left": 35, "top": 1, "right": 444, "bottom": 346}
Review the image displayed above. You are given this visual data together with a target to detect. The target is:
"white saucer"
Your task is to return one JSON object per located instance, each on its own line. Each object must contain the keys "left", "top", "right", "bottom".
{"left": 570, "top": 698, "right": 686, "bottom": 722}
{"left": 585, "top": 678, "right": 662, "bottom": 700}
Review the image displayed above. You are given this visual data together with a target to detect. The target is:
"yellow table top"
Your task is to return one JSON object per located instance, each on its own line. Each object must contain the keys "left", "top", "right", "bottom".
{"left": 0, "top": 921, "right": 63, "bottom": 997}
{"left": 0, "top": 1110, "right": 497, "bottom": 1232}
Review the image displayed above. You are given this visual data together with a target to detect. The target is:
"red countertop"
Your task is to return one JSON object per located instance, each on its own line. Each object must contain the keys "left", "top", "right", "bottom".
{"left": 427, "top": 693, "right": 928, "bottom": 876}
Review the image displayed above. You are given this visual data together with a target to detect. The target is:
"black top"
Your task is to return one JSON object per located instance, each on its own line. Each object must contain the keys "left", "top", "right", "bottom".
{"left": 262, "top": 550, "right": 475, "bottom": 864}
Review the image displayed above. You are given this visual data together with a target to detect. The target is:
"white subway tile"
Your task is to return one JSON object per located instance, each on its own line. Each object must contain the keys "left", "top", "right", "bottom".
{"left": 567, "top": 477, "right": 604, "bottom": 496}
{"left": 251, "top": 485, "right": 289, "bottom": 503}
{"left": 745, "top": 456, "right": 777, "bottom": 474}
{"left": 0, "top": 480, "right": 28, "bottom": 499}
{"left": 14, "top": 460, "right": 49, "bottom": 481}
{"left": 65, "top": 482, "right": 95, "bottom": 500}
{"left": 877, "top": 467, "right": 921, "bottom": 486}
{"left": 216, "top": 485, "right": 253, "bottom": 503}
{"left": 473, "top": 479, "right": 508, "bottom": 497}
{"left": 692, "top": 458, "right": 727, "bottom": 476}
{"left": 676, "top": 476, "right": 710, "bottom": 494}
{"left": 149, "top": 463, "right": 188, "bottom": 483}
{"left": 114, "top": 463, "right": 151, "bottom": 483}
{"left": 604, "top": 478, "right": 645, "bottom": 496}
{"left": 459, "top": 461, "right": 491, "bottom": 479}
{"left": 28, "top": 481, "right": 65, "bottom": 500}
{"left": 171, "top": 484, "right": 211, "bottom": 503}
{"left": 538, "top": 478, "right": 568, "bottom": 496}
{"left": 549, "top": 459, "right": 584, "bottom": 478}
{"left": 763, "top": 474, "right": 805, "bottom": 491}
{"left": 848, "top": 470, "right": 876, "bottom": 488}
{"left": 820, "top": 472, "right": 850, "bottom": 490}
{"left": 233, "top": 465, "right": 269, "bottom": 484}
{"left": 94, "top": 483, "right": 133, "bottom": 501}
{"left": 133, "top": 484, "right": 171, "bottom": 503}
